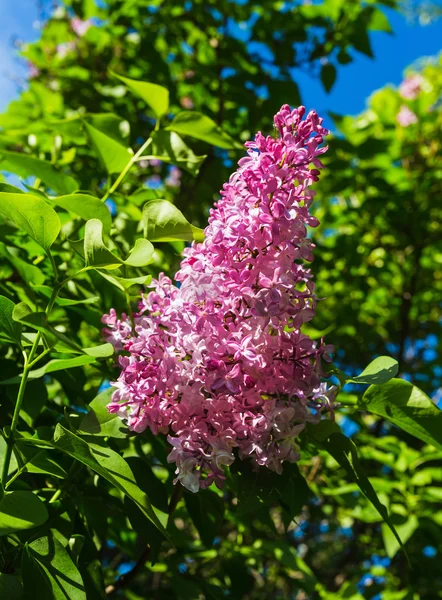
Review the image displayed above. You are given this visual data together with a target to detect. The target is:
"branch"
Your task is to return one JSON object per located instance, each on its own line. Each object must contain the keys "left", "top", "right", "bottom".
{"left": 105, "top": 546, "right": 151, "bottom": 596}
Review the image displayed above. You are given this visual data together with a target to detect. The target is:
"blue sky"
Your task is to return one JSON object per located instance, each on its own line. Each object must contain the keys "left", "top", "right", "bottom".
{"left": 0, "top": 1, "right": 441, "bottom": 120}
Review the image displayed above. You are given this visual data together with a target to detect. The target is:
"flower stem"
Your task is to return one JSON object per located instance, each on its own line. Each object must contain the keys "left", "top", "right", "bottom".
{"left": 1, "top": 354, "right": 30, "bottom": 486}
{"left": 1, "top": 278, "right": 61, "bottom": 487}
{"left": 101, "top": 137, "right": 152, "bottom": 203}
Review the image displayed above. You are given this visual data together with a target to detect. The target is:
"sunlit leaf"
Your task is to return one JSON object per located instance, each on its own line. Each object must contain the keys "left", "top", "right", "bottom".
{"left": 72, "top": 219, "right": 154, "bottom": 269}
{"left": 0, "top": 192, "right": 60, "bottom": 250}
{"left": 0, "top": 151, "right": 78, "bottom": 194}
{"left": 22, "top": 535, "right": 86, "bottom": 600}
{"left": 142, "top": 199, "right": 204, "bottom": 242}
{"left": 50, "top": 194, "right": 112, "bottom": 233}
{"left": 361, "top": 379, "right": 442, "bottom": 451}
{"left": 143, "top": 130, "right": 206, "bottom": 175}
{"left": 166, "top": 112, "right": 242, "bottom": 149}
{"left": 97, "top": 272, "right": 152, "bottom": 291}
{"left": 83, "top": 121, "right": 132, "bottom": 174}
{"left": 351, "top": 356, "right": 399, "bottom": 385}
{"left": 0, "top": 491, "right": 48, "bottom": 536}
{"left": 112, "top": 73, "right": 169, "bottom": 118}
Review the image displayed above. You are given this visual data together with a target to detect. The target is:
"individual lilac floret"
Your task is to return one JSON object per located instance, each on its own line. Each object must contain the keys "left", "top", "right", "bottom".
{"left": 102, "top": 105, "right": 334, "bottom": 492}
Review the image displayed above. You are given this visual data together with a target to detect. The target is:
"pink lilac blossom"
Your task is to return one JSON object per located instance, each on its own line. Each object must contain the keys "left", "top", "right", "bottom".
{"left": 165, "top": 166, "right": 182, "bottom": 188}
{"left": 56, "top": 41, "right": 76, "bottom": 59}
{"left": 399, "top": 74, "right": 424, "bottom": 100}
{"left": 102, "top": 104, "right": 336, "bottom": 493}
{"left": 397, "top": 105, "right": 418, "bottom": 127}
{"left": 71, "top": 17, "right": 92, "bottom": 37}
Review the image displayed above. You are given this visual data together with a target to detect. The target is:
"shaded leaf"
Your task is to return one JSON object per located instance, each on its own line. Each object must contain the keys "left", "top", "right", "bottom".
{"left": 185, "top": 488, "right": 224, "bottom": 547}
{"left": 0, "top": 295, "right": 22, "bottom": 344}
{"left": 79, "top": 388, "right": 128, "bottom": 438}
{"left": 308, "top": 426, "right": 405, "bottom": 555}
{"left": 53, "top": 425, "right": 167, "bottom": 535}
{"left": 321, "top": 63, "right": 336, "bottom": 93}
{"left": 0, "top": 573, "right": 23, "bottom": 600}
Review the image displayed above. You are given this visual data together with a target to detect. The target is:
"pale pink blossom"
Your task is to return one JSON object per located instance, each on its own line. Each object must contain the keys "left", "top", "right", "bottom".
{"left": 71, "top": 17, "right": 92, "bottom": 37}
{"left": 399, "top": 74, "right": 424, "bottom": 100}
{"left": 397, "top": 105, "right": 418, "bottom": 127}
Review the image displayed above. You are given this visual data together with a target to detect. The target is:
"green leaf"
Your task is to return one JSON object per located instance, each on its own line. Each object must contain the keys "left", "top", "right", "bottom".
{"left": 97, "top": 272, "right": 152, "bottom": 292}
{"left": 142, "top": 199, "right": 204, "bottom": 242}
{"left": 351, "top": 356, "right": 399, "bottom": 385}
{"left": 73, "top": 219, "right": 154, "bottom": 269}
{"left": 88, "top": 113, "right": 130, "bottom": 144}
{"left": 124, "top": 497, "right": 165, "bottom": 564}
{"left": 112, "top": 73, "right": 169, "bottom": 119}
{"left": 0, "top": 435, "right": 18, "bottom": 479}
{"left": 0, "top": 183, "right": 24, "bottom": 194}
{"left": 321, "top": 63, "right": 336, "bottom": 93}
{"left": 26, "top": 356, "right": 98, "bottom": 380}
{"left": 50, "top": 194, "right": 112, "bottom": 233}
{"left": 10, "top": 304, "right": 81, "bottom": 353}
{"left": 166, "top": 112, "right": 242, "bottom": 149}
{"left": 83, "top": 343, "right": 114, "bottom": 358}
{"left": 382, "top": 515, "right": 418, "bottom": 559}
{"left": 369, "top": 8, "right": 393, "bottom": 33}
{"left": 185, "top": 489, "right": 224, "bottom": 547}
{"left": 83, "top": 122, "right": 132, "bottom": 174}
{"left": 0, "top": 151, "right": 78, "bottom": 195}
{"left": 53, "top": 424, "right": 167, "bottom": 535}
{"left": 3, "top": 246, "right": 46, "bottom": 286}
{"left": 32, "top": 285, "right": 100, "bottom": 306}
{"left": 78, "top": 388, "right": 128, "bottom": 438}
{"left": 0, "top": 193, "right": 60, "bottom": 250}
{"left": 145, "top": 130, "right": 206, "bottom": 175}
{"left": 22, "top": 535, "right": 86, "bottom": 600}
{"left": 308, "top": 426, "right": 405, "bottom": 556}
{"left": 0, "top": 573, "right": 23, "bottom": 599}
{"left": 14, "top": 445, "right": 67, "bottom": 479}
{"left": 0, "top": 491, "right": 48, "bottom": 536}
{"left": 0, "top": 295, "right": 22, "bottom": 344}
{"left": 361, "top": 379, "right": 442, "bottom": 451}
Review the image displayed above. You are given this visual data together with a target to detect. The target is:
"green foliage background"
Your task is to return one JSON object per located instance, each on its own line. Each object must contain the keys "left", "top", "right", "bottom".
{"left": 0, "top": 1, "right": 441, "bottom": 599}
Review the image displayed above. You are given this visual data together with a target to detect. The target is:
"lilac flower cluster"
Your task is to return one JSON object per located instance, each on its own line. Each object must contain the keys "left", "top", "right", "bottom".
{"left": 102, "top": 105, "right": 335, "bottom": 492}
